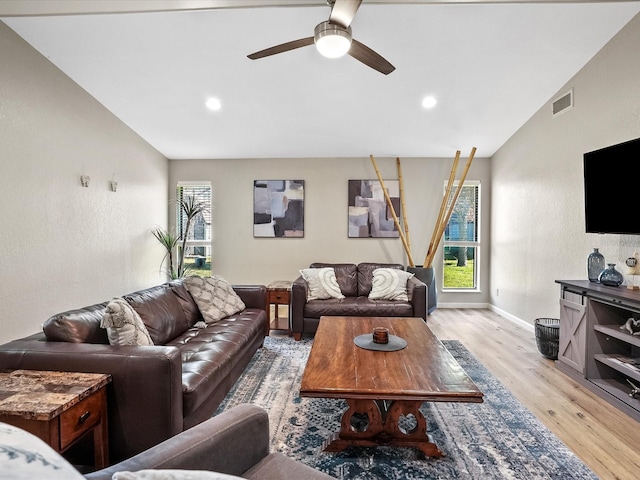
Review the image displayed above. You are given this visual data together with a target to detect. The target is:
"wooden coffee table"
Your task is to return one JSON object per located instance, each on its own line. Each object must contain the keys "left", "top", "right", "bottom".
{"left": 299, "top": 316, "right": 483, "bottom": 456}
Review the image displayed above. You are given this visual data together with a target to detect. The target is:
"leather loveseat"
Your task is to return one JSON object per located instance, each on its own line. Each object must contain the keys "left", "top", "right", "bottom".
{"left": 291, "top": 262, "right": 427, "bottom": 340}
{"left": 0, "top": 279, "right": 268, "bottom": 463}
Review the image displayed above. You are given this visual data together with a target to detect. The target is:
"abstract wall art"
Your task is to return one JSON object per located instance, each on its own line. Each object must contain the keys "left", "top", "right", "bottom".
{"left": 348, "top": 179, "right": 400, "bottom": 238}
{"left": 253, "top": 180, "right": 304, "bottom": 237}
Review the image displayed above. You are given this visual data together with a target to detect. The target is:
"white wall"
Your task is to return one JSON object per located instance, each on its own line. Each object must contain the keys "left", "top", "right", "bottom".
{"left": 169, "top": 155, "right": 491, "bottom": 307}
{"left": 0, "top": 22, "right": 169, "bottom": 344}
{"left": 491, "top": 13, "right": 640, "bottom": 325}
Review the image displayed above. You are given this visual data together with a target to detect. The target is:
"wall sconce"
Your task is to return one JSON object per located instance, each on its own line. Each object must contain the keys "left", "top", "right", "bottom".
{"left": 110, "top": 180, "right": 118, "bottom": 192}
{"left": 80, "top": 175, "right": 90, "bottom": 187}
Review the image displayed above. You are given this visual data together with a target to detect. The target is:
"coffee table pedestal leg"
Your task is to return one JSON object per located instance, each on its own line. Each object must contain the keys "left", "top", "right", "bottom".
{"left": 323, "top": 398, "right": 444, "bottom": 457}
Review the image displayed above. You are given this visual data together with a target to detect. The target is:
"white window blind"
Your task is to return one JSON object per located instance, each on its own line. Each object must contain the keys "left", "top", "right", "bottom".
{"left": 176, "top": 182, "right": 212, "bottom": 263}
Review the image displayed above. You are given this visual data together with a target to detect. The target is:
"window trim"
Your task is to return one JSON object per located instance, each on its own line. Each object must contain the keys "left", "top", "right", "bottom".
{"left": 442, "top": 180, "right": 481, "bottom": 292}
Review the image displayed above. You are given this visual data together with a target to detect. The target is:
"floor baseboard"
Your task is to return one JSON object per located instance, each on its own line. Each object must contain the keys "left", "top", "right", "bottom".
{"left": 438, "top": 302, "right": 489, "bottom": 309}
{"left": 488, "top": 304, "right": 535, "bottom": 332}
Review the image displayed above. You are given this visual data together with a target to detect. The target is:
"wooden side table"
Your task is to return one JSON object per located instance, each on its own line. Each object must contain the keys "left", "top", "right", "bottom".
{"left": 267, "top": 280, "right": 291, "bottom": 336}
{"left": 0, "top": 370, "right": 112, "bottom": 469}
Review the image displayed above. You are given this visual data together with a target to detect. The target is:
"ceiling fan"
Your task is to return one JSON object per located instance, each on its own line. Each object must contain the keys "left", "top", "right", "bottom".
{"left": 247, "top": 0, "right": 395, "bottom": 75}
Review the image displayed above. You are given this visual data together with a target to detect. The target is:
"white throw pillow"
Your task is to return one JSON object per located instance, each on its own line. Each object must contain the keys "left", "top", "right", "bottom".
{"left": 101, "top": 297, "right": 154, "bottom": 346}
{"left": 368, "top": 268, "right": 414, "bottom": 301}
{"left": 112, "top": 470, "right": 244, "bottom": 480}
{"left": 0, "top": 422, "right": 86, "bottom": 480}
{"left": 183, "top": 275, "right": 246, "bottom": 324}
{"left": 300, "top": 267, "right": 345, "bottom": 300}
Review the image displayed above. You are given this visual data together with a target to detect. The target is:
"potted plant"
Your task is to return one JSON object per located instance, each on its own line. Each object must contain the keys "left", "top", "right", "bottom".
{"left": 153, "top": 196, "right": 209, "bottom": 279}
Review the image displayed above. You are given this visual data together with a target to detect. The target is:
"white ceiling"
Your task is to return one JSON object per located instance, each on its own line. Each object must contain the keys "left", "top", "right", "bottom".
{"left": 2, "top": 1, "right": 640, "bottom": 159}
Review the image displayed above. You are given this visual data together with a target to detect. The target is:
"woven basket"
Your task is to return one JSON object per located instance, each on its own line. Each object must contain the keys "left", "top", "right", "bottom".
{"left": 535, "top": 318, "right": 560, "bottom": 360}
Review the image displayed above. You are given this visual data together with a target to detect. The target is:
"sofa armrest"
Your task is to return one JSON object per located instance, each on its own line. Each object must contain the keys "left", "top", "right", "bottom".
{"left": 290, "top": 276, "right": 307, "bottom": 336}
{"left": 233, "top": 285, "right": 267, "bottom": 311}
{"left": 0, "top": 334, "right": 184, "bottom": 462}
{"left": 408, "top": 276, "right": 427, "bottom": 320}
{"left": 84, "top": 404, "right": 270, "bottom": 480}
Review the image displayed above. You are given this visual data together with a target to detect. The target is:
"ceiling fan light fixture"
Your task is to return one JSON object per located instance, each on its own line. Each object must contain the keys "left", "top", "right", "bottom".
{"left": 314, "top": 21, "right": 352, "bottom": 58}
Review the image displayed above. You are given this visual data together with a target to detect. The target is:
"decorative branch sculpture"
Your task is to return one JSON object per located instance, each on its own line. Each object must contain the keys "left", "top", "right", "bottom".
{"left": 369, "top": 148, "right": 476, "bottom": 268}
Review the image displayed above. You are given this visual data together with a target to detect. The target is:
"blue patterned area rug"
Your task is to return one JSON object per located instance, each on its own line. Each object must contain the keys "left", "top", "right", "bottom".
{"left": 216, "top": 337, "right": 597, "bottom": 480}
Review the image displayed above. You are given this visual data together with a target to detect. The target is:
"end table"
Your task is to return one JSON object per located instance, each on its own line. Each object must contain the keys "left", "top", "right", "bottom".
{"left": 0, "top": 370, "right": 112, "bottom": 469}
{"left": 267, "top": 280, "right": 291, "bottom": 336}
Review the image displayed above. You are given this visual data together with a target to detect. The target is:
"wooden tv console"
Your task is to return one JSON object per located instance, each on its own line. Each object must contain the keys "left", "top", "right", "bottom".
{"left": 556, "top": 279, "right": 640, "bottom": 422}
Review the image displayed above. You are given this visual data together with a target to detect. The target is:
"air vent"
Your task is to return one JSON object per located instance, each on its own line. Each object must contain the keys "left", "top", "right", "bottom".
{"left": 552, "top": 89, "right": 573, "bottom": 117}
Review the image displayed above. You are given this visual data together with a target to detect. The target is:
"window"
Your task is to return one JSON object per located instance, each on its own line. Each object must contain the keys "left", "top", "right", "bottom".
{"left": 442, "top": 181, "right": 480, "bottom": 290}
{"left": 177, "top": 182, "right": 212, "bottom": 275}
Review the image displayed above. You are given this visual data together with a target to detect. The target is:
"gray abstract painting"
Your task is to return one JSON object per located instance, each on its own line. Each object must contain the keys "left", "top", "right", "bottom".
{"left": 348, "top": 179, "right": 400, "bottom": 238}
{"left": 254, "top": 180, "right": 304, "bottom": 237}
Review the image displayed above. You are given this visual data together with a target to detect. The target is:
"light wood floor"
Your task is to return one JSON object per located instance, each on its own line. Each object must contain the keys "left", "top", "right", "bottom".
{"left": 428, "top": 308, "right": 640, "bottom": 480}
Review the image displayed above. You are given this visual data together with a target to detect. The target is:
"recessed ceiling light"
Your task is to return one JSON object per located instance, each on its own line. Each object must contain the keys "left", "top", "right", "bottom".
{"left": 205, "top": 97, "right": 221, "bottom": 111}
{"left": 422, "top": 96, "right": 437, "bottom": 109}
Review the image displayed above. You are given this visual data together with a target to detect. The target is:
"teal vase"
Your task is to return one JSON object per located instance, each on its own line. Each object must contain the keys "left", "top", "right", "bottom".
{"left": 598, "top": 263, "right": 623, "bottom": 287}
{"left": 587, "top": 248, "right": 605, "bottom": 282}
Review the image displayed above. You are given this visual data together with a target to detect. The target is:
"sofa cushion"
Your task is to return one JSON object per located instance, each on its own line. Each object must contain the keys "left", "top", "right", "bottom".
{"left": 310, "top": 263, "right": 358, "bottom": 296}
{"left": 42, "top": 302, "right": 109, "bottom": 344}
{"left": 300, "top": 268, "right": 344, "bottom": 300}
{"left": 369, "top": 268, "right": 415, "bottom": 301}
{"left": 124, "top": 284, "right": 190, "bottom": 345}
{"left": 304, "top": 297, "right": 356, "bottom": 318}
{"left": 357, "top": 262, "right": 404, "bottom": 296}
{"left": 170, "top": 310, "right": 265, "bottom": 417}
{"left": 184, "top": 276, "right": 246, "bottom": 324}
{"left": 243, "top": 452, "right": 335, "bottom": 480}
{"left": 304, "top": 297, "right": 413, "bottom": 318}
{"left": 170, "top": 280, "right": 203, "bottom": 327}
{"left": 101, "top": 297, "right": 154, "bottom": 346}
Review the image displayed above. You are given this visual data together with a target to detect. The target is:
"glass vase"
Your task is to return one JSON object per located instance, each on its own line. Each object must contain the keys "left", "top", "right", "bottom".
{"left": 587, "top": 248, "right": 605, "bottom": 283}
{"left": 598, "top": 263, "right": 624, "bottom": 287}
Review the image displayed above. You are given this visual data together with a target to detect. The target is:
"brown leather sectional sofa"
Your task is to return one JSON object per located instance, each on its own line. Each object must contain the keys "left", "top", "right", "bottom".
{"left": 291, "top": 262, "right": 427, "bottom": 340}
{"left": 0, "top": 279, "right": 268, "bottom": 462}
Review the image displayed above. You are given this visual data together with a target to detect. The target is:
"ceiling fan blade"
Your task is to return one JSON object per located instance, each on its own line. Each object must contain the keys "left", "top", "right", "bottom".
{"left": 247, "top": 37, "right": 314, "bottom": 60}
{"left": 348, "top": 39, "right": 395, "bottom": 75}
{"left": 329, "top": 0, "right": 362, "bottom": 28}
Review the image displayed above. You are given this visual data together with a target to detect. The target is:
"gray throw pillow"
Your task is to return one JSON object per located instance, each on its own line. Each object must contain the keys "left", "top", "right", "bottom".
{"left": 100, "top": 297, "right": 154, "bottom": 346}
{"left": 183, "top": 275, "right": 246, "bottom": 324}
{"left": 111, "top": 470, "right": 242, "bottom": 480}
{"left": 0, "top": 423, "right": 86, "bottom": 480}
{"left": 112, "top": 470, "right": 244, "bottom": 480}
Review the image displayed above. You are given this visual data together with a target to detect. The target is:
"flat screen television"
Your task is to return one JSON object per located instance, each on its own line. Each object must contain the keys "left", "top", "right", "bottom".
{"left": 584, "top": 136, "right": 640, "bottom": 234}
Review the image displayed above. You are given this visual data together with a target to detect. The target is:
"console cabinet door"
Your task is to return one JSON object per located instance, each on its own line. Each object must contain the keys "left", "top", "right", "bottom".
{"left": 559, "top": 295, "right": 587, "bottom": 374}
